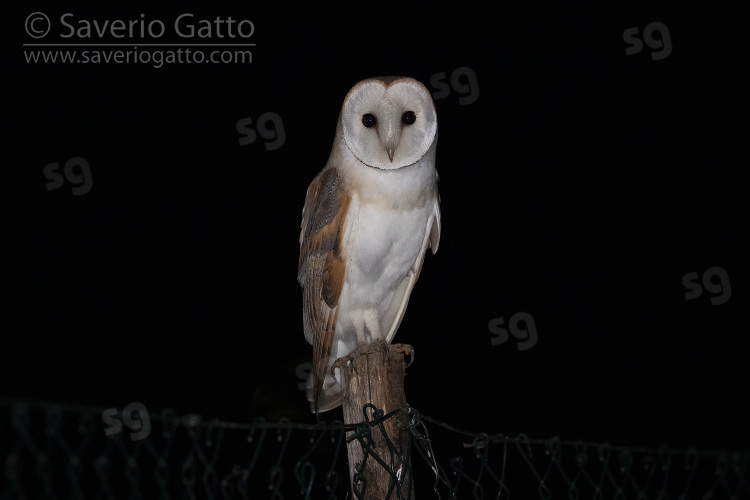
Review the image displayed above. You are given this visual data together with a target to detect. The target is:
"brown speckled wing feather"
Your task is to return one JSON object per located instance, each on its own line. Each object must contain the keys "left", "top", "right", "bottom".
{"left": 298, "top": 166, "right": 351, "bottom": 415}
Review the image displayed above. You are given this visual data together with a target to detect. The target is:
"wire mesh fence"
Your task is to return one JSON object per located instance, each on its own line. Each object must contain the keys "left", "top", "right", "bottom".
{"left": 1, "top": 398, "right": 748, "bottom": 499}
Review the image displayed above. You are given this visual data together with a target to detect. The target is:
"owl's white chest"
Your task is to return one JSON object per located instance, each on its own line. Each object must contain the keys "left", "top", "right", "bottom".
{"left": 343, "top": 197, "right": 430, "bottom": 301}
{"left": 333, "top": 158, "right": 438, "bottom": 348}
{"left": 335, "top": 195, "right": 432, "bottom": 347}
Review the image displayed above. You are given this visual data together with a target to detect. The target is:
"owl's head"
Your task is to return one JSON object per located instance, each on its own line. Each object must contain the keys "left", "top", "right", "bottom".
{"left": 341, "top": 77, "right": 437, "bottom": 170}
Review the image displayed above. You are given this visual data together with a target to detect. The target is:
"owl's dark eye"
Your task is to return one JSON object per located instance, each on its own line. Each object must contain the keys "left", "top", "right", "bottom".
{"left": 401, "top": 111, "right": 416, "bottom": 125}
{"left": 362, "top": 113, "right": 377, "bottom": 128}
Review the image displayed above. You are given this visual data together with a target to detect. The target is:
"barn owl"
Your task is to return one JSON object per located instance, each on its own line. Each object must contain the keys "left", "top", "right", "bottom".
{"left": 298, "top": 76, "right": 441, "bottom": 414}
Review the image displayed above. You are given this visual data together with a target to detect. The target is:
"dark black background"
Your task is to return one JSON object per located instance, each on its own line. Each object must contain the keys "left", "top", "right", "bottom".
{"left": 4, "top": 2, "right": 748, "bottom": 456}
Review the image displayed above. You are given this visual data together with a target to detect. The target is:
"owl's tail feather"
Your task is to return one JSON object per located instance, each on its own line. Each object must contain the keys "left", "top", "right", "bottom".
{"left": 311, "top": 301, "right": 340, "bottom": 415}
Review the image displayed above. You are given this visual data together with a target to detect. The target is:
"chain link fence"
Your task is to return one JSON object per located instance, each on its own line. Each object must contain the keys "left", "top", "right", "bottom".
{"left": 2, "top": 399, "right": 748, "bottom": 499}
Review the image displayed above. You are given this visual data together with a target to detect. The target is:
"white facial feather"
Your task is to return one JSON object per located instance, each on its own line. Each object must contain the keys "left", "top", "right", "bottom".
{"left": 341, "top": 78, "right": 437, "bottom": 170}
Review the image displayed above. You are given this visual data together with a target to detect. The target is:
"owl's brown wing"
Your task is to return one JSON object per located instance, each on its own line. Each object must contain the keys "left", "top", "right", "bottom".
{"left": 298, "top": 165, "right": 352, "bottom": 415}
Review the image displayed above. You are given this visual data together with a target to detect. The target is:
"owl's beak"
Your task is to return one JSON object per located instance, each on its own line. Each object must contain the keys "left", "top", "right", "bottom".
{"left": 383, "top": 121, "right": 399, "bottom": 163}
{"left": 386, "top": 147, "right": 396, "bottom": 163}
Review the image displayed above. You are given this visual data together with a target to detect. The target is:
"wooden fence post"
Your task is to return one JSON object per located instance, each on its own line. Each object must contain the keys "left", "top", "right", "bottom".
{"left": 332, "top": 340, "right": 415, "bottom": 499}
